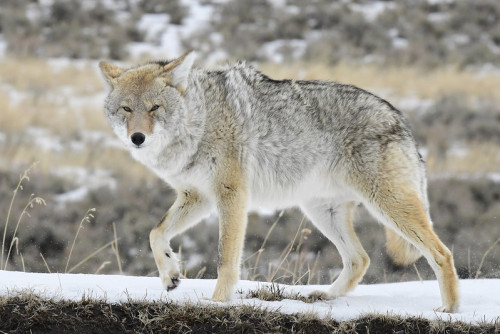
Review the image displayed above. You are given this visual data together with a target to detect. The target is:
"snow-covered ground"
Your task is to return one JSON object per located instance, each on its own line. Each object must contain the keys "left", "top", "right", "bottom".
{"left": 0, "top": 271, "right": 498, "bottom": 324}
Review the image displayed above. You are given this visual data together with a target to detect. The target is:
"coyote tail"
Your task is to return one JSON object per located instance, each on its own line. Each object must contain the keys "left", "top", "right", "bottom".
{"left": 385, "top": 227, "right": 422, "bottom": 266}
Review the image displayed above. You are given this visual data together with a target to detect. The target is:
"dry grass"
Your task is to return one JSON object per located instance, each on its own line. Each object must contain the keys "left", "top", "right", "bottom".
{"left": 427, "top": 142, "right": 500, "bottom": 174}
{"left": 0, "top": 291, "right": 497, "bottom": 334}
{"left": 243, "top": 283, "right": 319, "bottom": 303}
{"left": 1, "top": 163, "right": 46, "bottom": 271}
{"left": 259, "top": 62, "right": 500, "bottom": 101}
{"left": 1, "top": 57, "right": 500, "bottom": 181}
{"left": 242, "top": 211, "right": 326, "bottom": 286}
{"left": 0, "top": 58, "right": 104, "bottom": 94}
{"left": 0, "top": 58, "right": 108, "bottom": 135}
{"left": 1, "top": 164, "right": 124, "bottom": 275}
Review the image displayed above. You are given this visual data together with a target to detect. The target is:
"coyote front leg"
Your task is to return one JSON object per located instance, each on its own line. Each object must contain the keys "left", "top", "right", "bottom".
{"left": 150, "top": 189, "right": 211, "bottom": 291}
{"left": 211, "top": 163, "right": 248, "bottom": 302}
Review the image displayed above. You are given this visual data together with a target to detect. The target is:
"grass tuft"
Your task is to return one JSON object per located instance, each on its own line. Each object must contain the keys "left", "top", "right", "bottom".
{"left": 0, "top": 291, "right": 497, "bottom": 334}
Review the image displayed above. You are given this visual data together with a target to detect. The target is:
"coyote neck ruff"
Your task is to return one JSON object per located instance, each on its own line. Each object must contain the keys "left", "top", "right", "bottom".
{"left": 99, "top": 51, "right": 460, "bottom": 313}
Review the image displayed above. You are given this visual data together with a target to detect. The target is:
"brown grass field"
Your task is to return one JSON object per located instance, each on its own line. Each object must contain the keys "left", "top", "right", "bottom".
{"left": 2, "top": 58, "right": 500, "bottom": 177}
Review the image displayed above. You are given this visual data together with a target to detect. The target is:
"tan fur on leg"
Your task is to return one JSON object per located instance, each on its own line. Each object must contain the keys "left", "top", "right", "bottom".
{"left": 365, "top": 145, "right": 459, "bottom": 312}
{"left": 211, "top": 158, "right": 248, "bottom": 302}
{"left": 149, "top": 190, "right": 211, "bottom": 291}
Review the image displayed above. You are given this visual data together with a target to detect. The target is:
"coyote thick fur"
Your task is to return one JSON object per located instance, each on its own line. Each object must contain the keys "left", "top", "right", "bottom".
{"left": 99, "top": 51, "right": 459, "bottom": 312}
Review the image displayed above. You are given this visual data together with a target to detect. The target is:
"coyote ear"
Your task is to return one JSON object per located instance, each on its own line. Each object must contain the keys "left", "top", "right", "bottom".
{"left": 162, "top": 50, "right": 196, "bottom": 94}
{"left": 99, "top": 61, "right": 124, "bottom": 87}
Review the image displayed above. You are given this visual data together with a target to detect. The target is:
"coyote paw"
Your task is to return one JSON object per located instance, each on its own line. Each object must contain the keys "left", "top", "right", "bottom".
{"left": 434, "top": 304, "right": 458, "bottom": 313}
{"left": 210, "top": 290, "right": 230, "bottom": 302}
{"left": 161, "top": 273, "right": 181, "bottom": 291}
{"left": 308, "top": 290, "right": 332, "bottom": 301}
{"left": 210, "top": 284, "right": 233, "bottom": 302}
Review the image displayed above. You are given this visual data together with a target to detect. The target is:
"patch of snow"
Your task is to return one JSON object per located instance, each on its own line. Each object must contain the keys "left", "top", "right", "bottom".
{"left": 53, "top": 186, "right": 89, "bottom": 204}
{"left": 430, "top": 172, "right": 500, "bottom": 183}
{"left": 267, "top": 0, "right": 287, "bottom": 8}
{"left": 426, "top": 0, "right": 455, "bottom": 4}
{"left": 209, "top": 32, "right": 224, "bottom": 46}
{"left": 395, "top": 95, "right": 435, "bottom": 112}
{"left": 184, "top": 254, "right": 205, "bottom": 271}
{"left": 392, "top": 37, "right": 409, "bottom": 49}
{"left": 472, "top": 63, "right": 500, "bottom": 78}
{"left": 128, "top": 247, "right": 139, "bottom": 257}
{"left": 26, "top": 3, "right": 42, "bottom": 22}
{"left": 181, "top": 235, "right": 197, "bottom": 250}
{"left": 204, "top": 50, "right": 228, "bottom": 66}
{"left": 0, "top": 271, "right": 498, "bottom": 324}
{"left": 26, "top": 127, "right": 64, "bottom": 153}
{"left": 51, "top": 166, "right": 116, "bottom": 191}
{"left": 487, "top": 173, "right": 500, "bottom": 183}
{"left": 447, "top": 143, "right": 469, "bottom": 158}
{"left": 47, "top": 58, "right": 94, "bottom": 72}
{"left": 419, "top": 146, "right": 429, "bottom": 159}
{"left": 445, "top": 34, "right": 471, "bottom": 49}
{"left": 0, "top": 83, "right": 26, "bottom": 106}
{"left": 427, "top": 12, "right": 450, "bottom": 23}
{"left": 159, "top": 26, "right": 184, "bottom": 58}
{"left": 130, "top": 0, "right": 217, "bottom": 59}
{"left": 131, "top": 14, "right": 182, "bottom": 59}
{"left": 388, "top": 29, "right": 408, "bottom": 50}
{"left": 180, "top": 0, "right": 214, "bottom": 37}
{"left": 350, "top": 2, "right": 396, "bottom": 22}
{"left": 51, "top": 167, "right": 117, "bottom": 206}
{"left": 285, "top": 5, "right": 300, "bottom": 16}
{"left": 138, "top": 14, "right": 171, "bottom": 43}
{"left": 486, "top": 39, "right": 500, "bottom": 55}
{"left": 81, "top": 130, "right": 124, "bottom": 150}
{"left": 38, "top": 0, "right": 55, "bottom": 6}
{"left": 0, "top": 37, "right": 6, "bottom": 58}
{"left": 67, "top": 140, "right": 86, "bottom": 152}
{"left": 259, "top": 39, "right": 307, "bottom": 64}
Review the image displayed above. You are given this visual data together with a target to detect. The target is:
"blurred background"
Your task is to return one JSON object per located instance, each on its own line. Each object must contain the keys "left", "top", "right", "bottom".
{"left": 0, "top": 0, "right": 499, "bottom": 285}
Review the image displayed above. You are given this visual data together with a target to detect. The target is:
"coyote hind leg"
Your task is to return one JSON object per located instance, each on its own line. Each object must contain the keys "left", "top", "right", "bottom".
{"left": 301, "top": 200, "right": 370, "bottom": 299}
{"left": 365, "top": 189, "right": 459, "bottom": 312}
{"left": 358, "top": 144, "right": 460, "bottom": 312}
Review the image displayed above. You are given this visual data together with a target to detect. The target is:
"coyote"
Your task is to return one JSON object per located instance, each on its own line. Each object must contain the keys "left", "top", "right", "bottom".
{"left": 99, "top": 51, "right": 459, "bottom": 312}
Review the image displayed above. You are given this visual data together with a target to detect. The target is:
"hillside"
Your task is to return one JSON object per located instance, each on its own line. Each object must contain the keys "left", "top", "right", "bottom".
{"left": 1, "top": 0, "right": 500, "bottom": 68}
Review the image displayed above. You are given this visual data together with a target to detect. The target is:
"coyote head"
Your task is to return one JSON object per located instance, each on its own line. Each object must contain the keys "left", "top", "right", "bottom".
{"left": 99, "top": 51, "right": 196, "bottom": 150}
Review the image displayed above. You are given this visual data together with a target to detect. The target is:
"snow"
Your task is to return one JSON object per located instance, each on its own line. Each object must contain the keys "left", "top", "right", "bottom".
{"left": 0, "top": 38, "right": 7, "bottom": 57}
{"left": 51, "top": 167, "right": 117, "bottom": 206}
{"left": 0, "top": 270, "right": 498, "bottom": 324}
{"left": 350, "top": 2, "right": 396, "bottom": 22}
{"left": 26, "top": 127, "right": 65, "bottom": 153}
{"left": 128, "top": 0, "right": 216, "bottom": 60}
{"left": 259, "top": 40, "right": 307, "bottom": 64}
{"left": 430, "top": 172, "right": 500, "bottom": 183}
{"left": 53, "top": 187, "right": 90, "bottom": 204}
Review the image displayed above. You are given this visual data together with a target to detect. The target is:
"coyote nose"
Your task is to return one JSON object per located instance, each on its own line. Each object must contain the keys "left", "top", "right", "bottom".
{"left": 131, "top": 132, "right": 145, "bottom": 146}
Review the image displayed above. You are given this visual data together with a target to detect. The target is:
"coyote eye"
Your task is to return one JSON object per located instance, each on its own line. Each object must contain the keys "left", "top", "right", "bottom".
{"left": 122, "top": 106, "right": 132, "bottom": 112}
{"left": 150, "top": 104, "right": 160, "bottom": 111}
